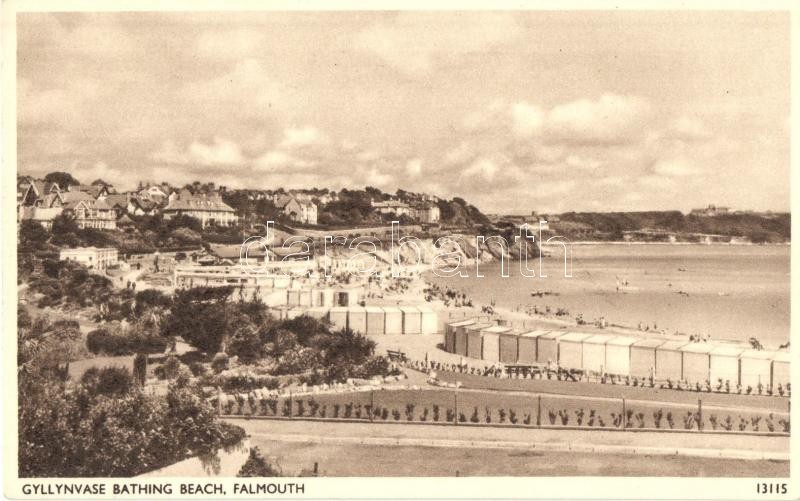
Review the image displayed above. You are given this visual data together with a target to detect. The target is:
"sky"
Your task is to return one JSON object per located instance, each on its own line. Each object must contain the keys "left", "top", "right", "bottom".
{"left": 16, "top": 11, "right": 790, "bottom": 214}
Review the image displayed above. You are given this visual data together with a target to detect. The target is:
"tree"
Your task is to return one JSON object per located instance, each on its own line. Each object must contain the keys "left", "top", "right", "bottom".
{"left": 237, "top": 447, "right": 281, "bottom": 477}
{"left": 227, "top": 322, "right": 262, "bottom": 364}
{"left": 44, "top": 171, "right": 80, "bottom": 188}
{"left": 91, "top": 179, "right": 109, "bottom": 186}
{"left": 161, "top": 287, "right": 234, "bottom": 354}
{"left": 18, "top": 220, "right": 49, "bottom": 250}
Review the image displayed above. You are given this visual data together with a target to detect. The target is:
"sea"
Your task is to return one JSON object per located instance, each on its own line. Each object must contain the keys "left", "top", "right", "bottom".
{"left": 425, "top": 244, "right": 790, "bottom": 349}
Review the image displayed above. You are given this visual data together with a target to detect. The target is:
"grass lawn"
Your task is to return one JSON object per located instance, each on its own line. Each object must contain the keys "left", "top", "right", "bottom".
{"left": 249, "top": 439, "right": 789, "bottom": 477}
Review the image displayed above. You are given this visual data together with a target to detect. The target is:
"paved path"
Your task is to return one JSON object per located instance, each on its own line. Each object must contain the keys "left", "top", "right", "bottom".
{"left": 226, "top": 418, "right": 789, "bottom": 461}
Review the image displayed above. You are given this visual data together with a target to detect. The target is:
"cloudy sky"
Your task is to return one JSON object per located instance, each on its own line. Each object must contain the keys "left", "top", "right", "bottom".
{"left": 17, "top": 11, "right": 789, "bottom": 213}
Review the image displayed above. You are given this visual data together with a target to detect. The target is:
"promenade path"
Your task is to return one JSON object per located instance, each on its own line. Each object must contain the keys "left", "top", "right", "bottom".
{"left": 225, "top": 418, "right": 789, "bottom": 461}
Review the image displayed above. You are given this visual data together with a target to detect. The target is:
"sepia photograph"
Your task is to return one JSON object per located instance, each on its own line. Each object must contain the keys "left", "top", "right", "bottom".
{"left": 4, "top": 2, "right": 795, "bottom": 497}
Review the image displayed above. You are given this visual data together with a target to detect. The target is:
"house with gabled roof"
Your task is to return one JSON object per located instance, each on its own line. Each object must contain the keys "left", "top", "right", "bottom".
{"left": 162, "top": 189, "right": 237, "bottom": 228}
{"left": 274, "top": 194, "right": 317, "bottom": 225}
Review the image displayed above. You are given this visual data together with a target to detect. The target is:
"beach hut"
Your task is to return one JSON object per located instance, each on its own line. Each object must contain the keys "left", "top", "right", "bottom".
{"left": 287, "top": 290, "right": 301, "bottom": 307}
{"left": 480, "top": 325, "right": 511, "bottom": 362}
{"left": 286, "top": 307, "right": 303, "bottom": 320}
{"left": 655, "top": 340, "right": 687, "bottom": 380}
{"left": 629, "top": 338, "right": 664, "bottom": 378}
{"left": 446, "top": 319, "right": 476, "bottom": 353}
{"left": 516, "top": 330, "right": 549, "bottom": 364}
{"left": 417, "top": 304, "right": 438, "bottom": 334}
{"left": 312, "top": 288, "right": 335, "bottom": 308}
{"left": 347, "top": 306, "right": 368, "bottom": 334}
{"left": 557, "top": 332, "right": 592, "bottom": 370}
{"left": 328, "top": 307, "right": 348, "bottom": 330}
{"left": 739, "top": 349, "right": 773, "bottom": 388}
{"left": 304, "top": 306, "right": 329, "bottom": 320}
{"left": 681, "top": 343, "right": 712, "bottom": 385}
{"left": 582, "top": 334, "right": 614, "bottom": 373}
{"left": 605, "top": 336, "right": 638, "bottom": 376}
{"left": 298, "top": 289, "right": 313, "bottom": 307}
{"left": 466, "top": 323, "right": 493, "bottom": 359}
{"left": 772, "top": 351, "right": 791, "bottom": 389}
{"left": 499, "top": 330, "right": 521, "bottom": 364}
{"left": 400, "top": 306, "right": 422, "bottom": 335}
{"left": 382, "top": 306, "right": 403, "bottom": 335}
{"left": 365, "top": 306, "right": 385, "bottom": 335}
{"left": 537, "top": 331, "right": 564, "bottom": 364}
{"left": 709, "top": 345, "right": 744, "bottom": 386}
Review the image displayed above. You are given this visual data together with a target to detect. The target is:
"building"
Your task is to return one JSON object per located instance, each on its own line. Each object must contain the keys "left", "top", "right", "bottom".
{"left": 68, "top": 184, "right": 113, "bottom": 199}
{"left": 127, "top": 196, "right": 158, "bottom": 216}
{"left": 63, "top": 198, "right": 117, "bottom": 230}
{"left": 274, "top": 195, "right": 318, "bottom": 225}
{"left": 19, "top": 207, "right": 63, "bottom": 229}
{"left": 690, "top": 205, "right": 730, "bottom": 217}
{"left": 59, "top": 247, "right": 119, "bottom": 270}
{"left": 162, "top": 189, "right": 238, "bottom": 228}
{"left": 372, "top": 200, "right": 411, "bottom": 217}
{"left": 410, "top": 203, "right": 441, "bottom": 224}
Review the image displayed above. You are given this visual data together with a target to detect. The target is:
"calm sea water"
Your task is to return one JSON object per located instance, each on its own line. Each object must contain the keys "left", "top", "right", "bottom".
{"left": 426, "top": 244, "right": 790, "bottom": 349}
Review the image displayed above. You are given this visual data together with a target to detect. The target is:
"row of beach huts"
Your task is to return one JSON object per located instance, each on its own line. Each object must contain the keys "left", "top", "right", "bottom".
{"left": 273, "top": 304, "right": 439, "bottom": 335}
{"left": 444, "top": 318, "right": 790, "bottom": 389}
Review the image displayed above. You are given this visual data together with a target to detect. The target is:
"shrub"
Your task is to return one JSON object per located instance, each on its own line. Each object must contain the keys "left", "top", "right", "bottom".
{"left": 237, "top": 447, "right": 281, "bottom": 477}
{"left": 282, "top": 400, "right": 292, "bottom": 417}
{"left": 188, "top": 361, "right": 207, "bottom": 377}
{"left": 81, "top": 366, "right": 133, "bottom": 396}
{"left": 133, "top": 353, "right": 147, "bottom": 386}
{"left": 211, "top": 353, "right": 229, "bottom": 373}
{"left": 154, "top": 355, "right": 183, "bottom": 380}
{"left": 722, "top": 416, "right": 733, "bottom": 431}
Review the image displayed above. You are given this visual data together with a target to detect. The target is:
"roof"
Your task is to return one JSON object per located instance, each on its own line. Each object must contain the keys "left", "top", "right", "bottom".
{"left": 519, "top": 330, "right": 552, "bottom": 339}
{"left": 415, "top": 304, "right": 435, "bottom": 314}
{"left": 104, "top": 194, "right": 130, "bottom": 209}
{"left": 772, "top": 351, "right": 791, "bottom": 363}
{"left": 481, "top": 325, "right": 512, "bottom": 334}
{"left": 658, "top": 340, "right": 688, "bottom": 351}
{"left": 541, "top": 331, "right": 566, "bottom": 340}
{"left": 381, "top": 306, "right": 402, "bottom": 313}
{"left": 61, "top": 190, "right": 95, "bottom": 204}
{"left": 607, "top": 336, "right": 639, "bottom": 347}
{"left": 275, "top": 194, "right": 315, "bottom": 210}
{"left": 739, "top": 349, "right": 774, "bottom": 360}
{"left": 560, "top": 332, "right": 592, "bottom": 343}
{"left": 448, "top": 319, "right": 477, "bottom": 328}
{"left": 584, "top": 334, "right": 615, "bottom": 345}
{"left": 681, "top": 343, "right": 713, "bottom": 354}
{"left": 632, "top": 338, "right": 667, "bottom": 349}
{"left": 117, "top": 214, "right": 135, "bottom": 225}
{"left": 466, "top": 322, "right": 494, "bottom": 332}
{"left": 164, "top": 191, "right": 235, "bottom": 212}
{"left": 364, "top": 306, "right": 383, "bottom": 313}
{"left": 710, "top": 345, "right": 745, "bottom": 357}
{"left": 398, "top": 306, "right": 420, "bottom": 313}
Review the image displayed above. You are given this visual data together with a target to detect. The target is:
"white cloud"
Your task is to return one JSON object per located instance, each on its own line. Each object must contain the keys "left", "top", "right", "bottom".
{"left": 151, "top": 137, "right": 244, "bottom": 166}
{"left": 511, "top": 102, "right": 544, "bottom": 137}
{"left": 667, "top": 115, "right": 712, "bottom": 141}
{"left": 279, "top": 126, "right": 328, "bottom": 149}
{"left": 653, "top": 158, "right": 695, "bottom": 177}
{"left": 355, "top": 12, "right": 521, "bottom": 76}
{"left": 545, "top": 94, "right": 651, "bottom": 145}
{"left": 405, "top": 158, "right": 422, "bottom": 177}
